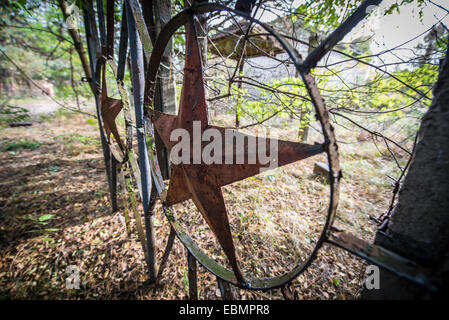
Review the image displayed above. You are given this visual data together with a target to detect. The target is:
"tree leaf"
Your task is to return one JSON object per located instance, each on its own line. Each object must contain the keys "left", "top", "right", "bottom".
{"left": 38, "top": 214, "right": 54, "bottom": 222}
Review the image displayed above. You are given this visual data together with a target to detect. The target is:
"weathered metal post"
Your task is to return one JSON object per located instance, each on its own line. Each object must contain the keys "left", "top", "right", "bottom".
{"left": 83, "top": 0, "right": 117, "bottom": 212}
{"left": 149, "top": 0, "right": 177, "bottom": 179}
{"left": 126, "top": 0, "right": 156, "bottom": 283}
{"left": 187, "top": 251, "right": 198, "bottom": 300}
{"left": 217, "top": 277, "right": 233, "bottom": 299}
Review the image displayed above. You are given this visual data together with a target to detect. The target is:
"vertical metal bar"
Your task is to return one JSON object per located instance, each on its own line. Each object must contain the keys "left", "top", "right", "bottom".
{"left": 117, "top": 4, "right": 128, "bottom": 81}
{"left": 105, "top": 0, "right": 118, "bottom": 210}
{"left": 110, "top": 157, "right": 118, "bottom": 211}
{"left": 156, "top": 225, "right": 176, "bottom": 281}
{"left": 83, "top": 1, "right": 117, "bottom": 212}
{"left": 82, "top": 3, "right": 96, "bottom": 80}
{"left": 126, "top": 0, "right": 156, "bottom": 283}
{"left": 127, "top": 0, "right": 153, "bottom": 60}
{"left": 217, "top": 277, "right": 232, "bottom": 300}
{"left": 96, "top": 0, "right": 107, "bottom": 51}
{"left": 106, "top": 0, "right": 115, "bottom": 58}
{"left": 140, "top": 0, "right": 156, "bottom": 43}
{"left": 187, "top": 251, "right": 198, "bottom": 300}
{"left": 150, "top": 0, "right": 176, "bottom": 179}
{"left": 86, "top": 0, "right": 101, "bottom": 57}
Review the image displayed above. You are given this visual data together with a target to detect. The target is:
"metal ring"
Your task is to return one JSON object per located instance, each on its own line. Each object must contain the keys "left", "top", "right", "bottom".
{"left": 145, "top": 3, "right": 341, "bottom": 290}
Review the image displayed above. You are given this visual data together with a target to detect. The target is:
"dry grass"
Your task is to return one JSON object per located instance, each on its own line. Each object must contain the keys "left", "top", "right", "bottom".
{"left": 0, "top": 108, "right": 404, "bottom": 300}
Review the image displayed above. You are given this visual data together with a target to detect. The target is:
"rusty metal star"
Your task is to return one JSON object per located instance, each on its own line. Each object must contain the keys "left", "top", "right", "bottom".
{"left": 149, "top": 19, "right": 324, "bottom": 283}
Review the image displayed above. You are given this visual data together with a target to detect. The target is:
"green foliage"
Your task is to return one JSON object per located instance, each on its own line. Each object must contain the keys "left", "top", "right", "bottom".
{"left": 295, "top": 0, "right": 426, "bottom": 32}
{"left": 435, "top": 32, "right": 448, "bottom": 53}
{"left": 85, "top": 118, "right": 97, "bottom": 126}
{"left": 173, "top": 25, "right": 186, "bottom": 55}
{"left": 0, "top": 103, "right": 30, "bottom": 124}
{"left": 0, "top": 0, "right": 40, "bottom": 24}
{"left": 182, "top": 268, "right": 189, "bottom": 296}
{"left": 227, "top": 74, "right": 331, "bottom": 133}
{"left": 329, "top": 62, "right": 439, "bottom": 141}
{"left": 53, "top": 133, "right": 99, "bottom": 146}
{"left": 26, "top": 213, "right": 58, "bottom": 238}
{"left": 335, "top": 63, "right": 438, "bottom": 116}
{"left": 0, "top": 1, "right": 91, "bottom": 100}
{"left": 0, "top": 139, "right": 44, "bottom": 152}
{"left": 38, "top": 214, "right": 55, "bottom": 223}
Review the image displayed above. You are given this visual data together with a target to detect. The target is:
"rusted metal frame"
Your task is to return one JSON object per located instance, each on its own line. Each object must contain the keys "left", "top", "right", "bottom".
{"left": 83, "top": 2, "right": 118, "bottom": 212}
{"left": 143, "top": 115, "right": 166, "bottom": 196}
{"left": 142, "top": 117, "right": 158, "bottom": 284}
{"left": 139, "top": 0, "right": 156, "bottom": 43}
{"left": 147, "top": 1, "right": 316, "bottom": 290}
{"left": 297, "top": 70, "right": 341, "bottom": 240}
{"left": 110, "top": 15, "right": 155, "bottom": 265}
{"left": 187, "top": 251, "right": 198, "bottom": 300}
{"left": 82, "top": 2, "right": 98, "bottom": 90}
{"left": 95, "top": 89, "right": 118, "bottom": 214}
{"left": 144, "top": 3, "right": 331, "bottom": 290}
{"left": 96, "top": 0, "right": 107, "bottom": 52}
{"left": 93, "top": 0, "right": 118, "bottom": 212}
{"left": 110, "top": 157, "right": 119, "bottom": 212}
{"left": 126, "top": 0, "right": 157, "bottom": 283}
{"left": 127, "top": 0, "right": 154, "bottom": 60}
{"left": 217, "top": 277, "right": 233, "bottom": 299}
{"left": 95, "top": 58, "right": 121, "bottom": 162}
{"left": 101, "top": 47, "right": 135, "bottom": 168}
{"left": 98, "top": 58, "right": 128, "bottom": 162}
{"left": 151, "top": 78, "right": 171, "bottom": 179}
{"left": 156, "top": 225, "right": 176, "bottom": 282}
{"left": 105, "top": 55, "right": 156, "bottom": 272}
{"left": 326, "top": 228, "right": 440, "bottom": 293}
{"left": 88, "top": 1, "right": 161, "bottom": 278}
{"left": 116, "top": 7, "right": 135, "bottom": 166}
{"left": 164, "top": 209, "right": 317, "bottom": 290}
{"left": 166, "top": 206, "right": 328, "bottom": 289}
{"left": 294, "top": 0, "right": 439, "bottom": 294}
{"left": 106, "top": 0, "right": 115, "bottom": 58}
{"left": 117, "top": 4, "right": 128, "bottom": 82}
{"left": 117, "top": 168, "right": 131, "bottom": 234}
{"left": 115, "top": 9, "right": 145, "bottom": 199}
{"left": 129, "top": 0, "right": 439, "bottom": 294}
{"left": 144, "top": 0, "right": 170, "bottom": 179}
{"left": 154, "top": 16, "right": 247, "bottom": 283}
{"left": 122, "top": 165, "right": 151, "bottom": 265}
{"left": 95, "top": 57, "right": 128, "bottom": 225}
{"left": 142, "top": 114, "right": 173, "bottom": 273}
{"left": 128, "top": 150, "right": 143, "bottom": 198}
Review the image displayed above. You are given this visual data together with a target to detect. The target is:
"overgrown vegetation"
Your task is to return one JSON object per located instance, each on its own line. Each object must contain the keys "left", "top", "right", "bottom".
{"left": 0, "top": 139, "right": 44, "bottom": 152}
{"left": 0, "top": 0, "right": 448, "bottom": 300}
{"left": 0, "top": 103, "right": 30, "bottom": 125}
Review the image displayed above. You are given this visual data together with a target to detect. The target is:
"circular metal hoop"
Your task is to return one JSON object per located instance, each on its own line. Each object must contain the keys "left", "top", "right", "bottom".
{"left": 145, "top": 3, "right": 341, "bottom": 290}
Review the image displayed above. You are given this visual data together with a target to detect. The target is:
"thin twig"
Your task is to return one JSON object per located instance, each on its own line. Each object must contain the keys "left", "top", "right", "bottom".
{"left": 0, "top": 48, "right": 96, "bottom": 118}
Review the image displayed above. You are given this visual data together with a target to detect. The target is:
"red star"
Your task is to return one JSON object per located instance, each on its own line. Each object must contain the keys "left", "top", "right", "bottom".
{"left": 149, "top": 20, "right": 323, "bottom": 282}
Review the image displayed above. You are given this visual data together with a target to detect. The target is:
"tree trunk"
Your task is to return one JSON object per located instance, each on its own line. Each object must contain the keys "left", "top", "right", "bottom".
{"left": 298, "top": 33, "right": 319, "bottom": 142}
{"left": 361, "top": 44, "right": 449, "bottom": 299}
{"left": 57, "top": 0, "right": 91, "bottom": 81}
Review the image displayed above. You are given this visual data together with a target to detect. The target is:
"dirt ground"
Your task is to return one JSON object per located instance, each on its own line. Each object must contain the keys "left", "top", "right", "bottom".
{"left": 0, "top": 105, "right": 395, "bottom": 300}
